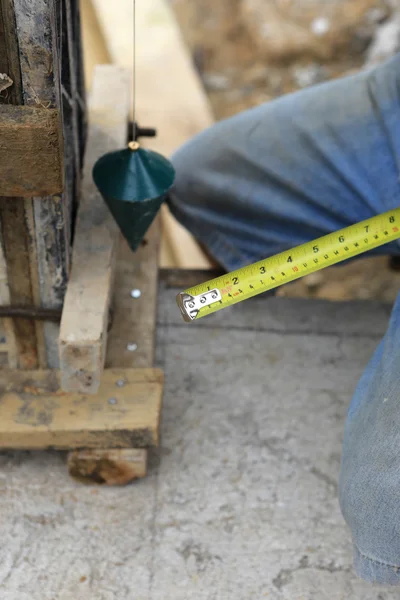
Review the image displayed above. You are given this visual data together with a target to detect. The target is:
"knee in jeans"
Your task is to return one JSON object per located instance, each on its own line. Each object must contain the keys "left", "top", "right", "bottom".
{"left": 170, "top": 132, "right": 211, "bottom": 210}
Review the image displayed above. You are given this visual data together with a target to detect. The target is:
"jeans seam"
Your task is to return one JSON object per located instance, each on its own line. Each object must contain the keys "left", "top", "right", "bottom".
{"left": 355, "top": 545, "right": 400, "bottom": 570}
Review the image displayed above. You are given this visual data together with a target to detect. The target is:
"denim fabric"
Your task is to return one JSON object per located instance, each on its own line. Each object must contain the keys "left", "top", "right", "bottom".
{"left": 168, "top": 54, "right": 400, "bottom": 584}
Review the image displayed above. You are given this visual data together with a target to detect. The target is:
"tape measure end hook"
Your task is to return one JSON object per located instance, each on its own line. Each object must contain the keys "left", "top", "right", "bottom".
{"left": 177, "top": 288, "right": 222, "bottom": 322}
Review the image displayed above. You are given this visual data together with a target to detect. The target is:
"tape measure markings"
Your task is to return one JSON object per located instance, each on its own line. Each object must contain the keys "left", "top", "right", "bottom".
{"left": 176, "top": 208, "right": 400, "bottom": 322}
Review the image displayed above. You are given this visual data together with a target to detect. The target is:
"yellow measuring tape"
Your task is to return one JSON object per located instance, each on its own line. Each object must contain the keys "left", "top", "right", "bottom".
{"left": 177, "top": 208, "right": 400, "bottom": 322}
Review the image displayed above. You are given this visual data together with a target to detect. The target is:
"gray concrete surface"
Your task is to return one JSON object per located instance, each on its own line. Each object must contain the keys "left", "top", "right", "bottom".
{"left": 0, "top": 283, "right": 398, "bottom": 600}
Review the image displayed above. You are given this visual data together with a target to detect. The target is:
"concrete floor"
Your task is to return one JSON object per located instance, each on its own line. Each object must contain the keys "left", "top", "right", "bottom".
{"left": 0, "top": 284, "right": 398, "bottom": 599}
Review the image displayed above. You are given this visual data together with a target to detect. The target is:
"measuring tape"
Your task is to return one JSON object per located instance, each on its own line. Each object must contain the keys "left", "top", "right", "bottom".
{"left": 176, "top": 208, "right": 400, "bottom": 322}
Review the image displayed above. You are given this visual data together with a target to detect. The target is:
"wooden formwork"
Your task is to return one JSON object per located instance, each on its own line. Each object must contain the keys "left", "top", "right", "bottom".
{"left": 0, "top": 0, "right": 163, "bottom": 484}
{"left": 0, "top": 0, "right": 86, "bottom": 369}
{"left": 0, "top": 0, "right": 215, "bottom": 483}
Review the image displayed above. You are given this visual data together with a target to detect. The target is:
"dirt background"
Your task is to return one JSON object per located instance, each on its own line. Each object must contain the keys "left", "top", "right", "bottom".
{"left": 171, "top": 0, "right": 400, "bottom": 302}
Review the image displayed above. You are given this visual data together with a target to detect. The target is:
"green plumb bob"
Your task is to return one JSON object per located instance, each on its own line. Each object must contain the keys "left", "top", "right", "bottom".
{"left": 93, "top": 145, "right": 176, "bottom": 251}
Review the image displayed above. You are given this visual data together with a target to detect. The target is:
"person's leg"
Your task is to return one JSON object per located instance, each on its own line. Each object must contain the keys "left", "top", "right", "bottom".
{"left": 169, "top": 54, "right": 400, "bottom": 584}
{"left": 169, "top": 57, "right": 400, "bottom": 272}
{"left": 339, "top": 292, "right": 400, "bottom": 584}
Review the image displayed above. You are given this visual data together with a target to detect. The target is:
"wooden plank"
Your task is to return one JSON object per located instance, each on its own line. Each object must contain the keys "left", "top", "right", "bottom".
{"left": 0, "top": 0, "right": 22, "bottom": 106}
{"left": 106, "top": 224, "right": 160, "bottom": 369}
{"left": 59, "top": 65, "right": 130, "bottom": 394}
{"left": 0, "top": 105, "right": 64, "bottom": 197}
{"left": 0, "top": 368, "right": 163, "bottom": 449}
{"left": 71, "top": 227, "right": 160, "bottom": 478}
{"left": 13, "top": 0, "right": 60, "bottom": 107}
{"left": 68, "top": 448, "right": 147, "bottom": 485}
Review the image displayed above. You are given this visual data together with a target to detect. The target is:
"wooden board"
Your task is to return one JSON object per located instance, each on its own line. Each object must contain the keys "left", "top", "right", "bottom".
{"left": 106, "top": 224, "right": 160, "bottom": 370}
{"left": 0, "top": 105, "right": 64, "bottom": 197}
{"left": 59, "top": 65, "right": 130, "bottom": 394}
{"left": 0, "top": 368, "right": 163, "bottom": 449}
{"left": 68, "top": 448, "right": 147, "bottom": 485}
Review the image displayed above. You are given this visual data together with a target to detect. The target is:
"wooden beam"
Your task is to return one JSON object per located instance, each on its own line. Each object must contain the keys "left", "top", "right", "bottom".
{"left": 0, "top": 106, "right": 64, "bottom": 197}
{"left": 0, "top": 368, "right": 163, "bottom": 449}
{"left": 59, "top": 65, "right": 130, "bottom": 394}
{"left": 68, "top": 448, "right": 147, "bottom": 485}
{"left": 77, "top": 146, "right": 161, "bottom": 482}
{"left": 106, "top": 227, "right": 160, "bottom": 370}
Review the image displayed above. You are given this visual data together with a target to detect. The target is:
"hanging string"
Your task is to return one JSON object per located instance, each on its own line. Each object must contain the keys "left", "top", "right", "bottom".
{"left": 132, "top": 0, "right": 136, "bottom": 143}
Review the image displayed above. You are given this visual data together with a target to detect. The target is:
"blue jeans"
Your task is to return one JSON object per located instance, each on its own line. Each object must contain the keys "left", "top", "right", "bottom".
{"left": 169, "top": 54, "right": 400, "bottom": 585}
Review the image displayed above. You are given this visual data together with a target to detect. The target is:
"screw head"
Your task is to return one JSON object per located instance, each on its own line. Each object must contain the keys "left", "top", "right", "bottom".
{"left": 130, "top": 289, "right": 141, "bottom": 299}
{"left": 127, "top": 342, "right": 138, "bottom": 352}
{"left": 116, "top": 379, "right": 126, "bottom": 388}
{"left": 108, "top": 397, "right": 117, "bottom": 405}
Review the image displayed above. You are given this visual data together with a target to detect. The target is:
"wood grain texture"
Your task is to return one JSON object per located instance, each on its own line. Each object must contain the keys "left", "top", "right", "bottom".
{"left": 0, "top": 0, "right": 72, "bottom": 368}
{"left": 59, "top": 65, "right": 130, "bottom": 394}
{"left": 68, "top": 448, "right": 147, "bottom": 484}
{"left": 0, "top": 197, "right": 40, "bottom": 368}
{"left": 0, "top": 367, "right": 163, "bottom": 449}
{"left": 106, "top": 222, "right": 160, "bottom": 370}
{"left": 13, "top": 0, "right": 74, "bottom": 367}
{"left": 0, "top": 0, "right": 22, "bottom": 105}
{"left": 13, "top": 0, "right": 60, "bottom": 108}
{"left": 0, "top": 105, "right": 64, "bottom": 197}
